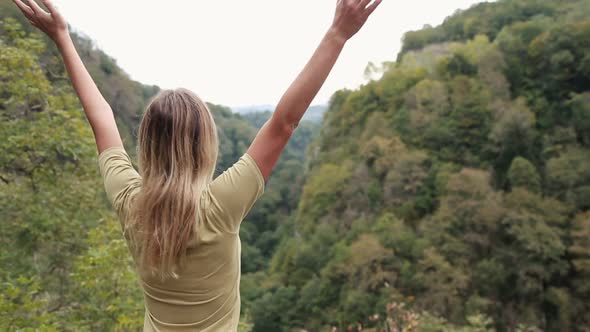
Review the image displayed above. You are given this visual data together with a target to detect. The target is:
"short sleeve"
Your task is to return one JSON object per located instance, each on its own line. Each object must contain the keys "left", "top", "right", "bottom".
{"left": 98, "top": 146, "right": 142, "bottom": 220}
{"left": 205, "top": 152, "right": 265, "bottom": 233}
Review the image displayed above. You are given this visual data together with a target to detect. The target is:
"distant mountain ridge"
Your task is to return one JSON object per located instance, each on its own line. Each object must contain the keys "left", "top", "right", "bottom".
{"left": 232, "top": 104, "right": 276, "bottom": 114}
{"left": 232, "top": 104, "right": 328, "bottom": 123}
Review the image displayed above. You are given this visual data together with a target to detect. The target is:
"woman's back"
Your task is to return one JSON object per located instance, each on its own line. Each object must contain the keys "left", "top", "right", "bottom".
{"left": 99, "top": 147, "right": 264, "bottom": 331}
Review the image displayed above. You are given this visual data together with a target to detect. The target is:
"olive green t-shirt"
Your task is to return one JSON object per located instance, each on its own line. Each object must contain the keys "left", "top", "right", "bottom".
{"left": 98, "top": 146, "right": 265, "bottom": 331}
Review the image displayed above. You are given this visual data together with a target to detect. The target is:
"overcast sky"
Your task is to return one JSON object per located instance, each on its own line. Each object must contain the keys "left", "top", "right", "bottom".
{"left": 52, "top": 0, "right": 489, "bottom": 107}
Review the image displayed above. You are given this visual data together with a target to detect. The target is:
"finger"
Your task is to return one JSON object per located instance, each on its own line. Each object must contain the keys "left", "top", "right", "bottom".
{"left": 40, "top": 0, "right": 58, "bottom": 15}
{"left": 27, "top": 18, "right": 39, "bottom": 28}
{"left": 365, "top": 0, "right": 382, "bottom": 16}
{"left": 41, "top": 0, "right": 66, "bottom": 24}
{"left": 359, "top": 0, "right": 372, "bottom": 9}
{"left": 13, "top": 0, "right": 35, "bottom": 17}
{"left": 24, "top": 0, "right": 48, "bottom": 16}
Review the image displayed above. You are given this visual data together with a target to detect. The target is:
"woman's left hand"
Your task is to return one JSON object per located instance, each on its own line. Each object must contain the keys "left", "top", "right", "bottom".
{"left": 13, "top": 0, "right": 69, "bottom": 43}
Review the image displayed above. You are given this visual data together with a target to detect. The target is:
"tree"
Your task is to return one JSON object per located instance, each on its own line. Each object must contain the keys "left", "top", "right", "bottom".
{"left": 545, "top": 147, "right": 590, "bottom": 210}
{"left": 489, "top": 98, "right": 538, "bottom": 185}
{"left": 502, "top": 189, "right": 569, "bottom": 301}
{"left": 569, "top": 211, "right": 590, "bottom": 296}
{"left": 508, "top": 157, "right": 541, "bottom": 193}
{"left": 568, "top": 92, "right": 590, "bottom": 145}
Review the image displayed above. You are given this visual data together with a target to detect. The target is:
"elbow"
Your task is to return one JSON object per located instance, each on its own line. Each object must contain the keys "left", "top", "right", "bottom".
{"left": 270, "top": 112, "right": 298, "bottom": 137}
{"left": 285, "top": 121, "right": 299, "bottom": 136}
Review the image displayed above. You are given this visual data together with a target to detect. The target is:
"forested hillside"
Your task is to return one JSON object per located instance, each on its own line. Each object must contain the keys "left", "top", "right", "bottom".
{"left": 3, "top": 0, "right": 590, "bottom": 331}
{"left": 0, "top": 11, "right": 143, "bottom": 328}
{"left": 0, "top": 1, "right": 159, "bottom": 155}
{"left": 244, "top": 0, "right": 590, "bottom": 331}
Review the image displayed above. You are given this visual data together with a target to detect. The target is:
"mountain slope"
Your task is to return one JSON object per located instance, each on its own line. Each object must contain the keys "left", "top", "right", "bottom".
{"left": 248, "top": 0, "right": 590, "bottom": 331}
{"left": 0, "top": 0, "right": 159, "bottom": 155}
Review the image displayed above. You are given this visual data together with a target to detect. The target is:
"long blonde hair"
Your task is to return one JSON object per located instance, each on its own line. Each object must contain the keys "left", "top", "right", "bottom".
{"left": 128, "top": 88, "right": 218, "bottom": 278}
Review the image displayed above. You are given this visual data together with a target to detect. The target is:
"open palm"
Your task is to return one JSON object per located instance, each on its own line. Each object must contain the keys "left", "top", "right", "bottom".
{"left": 13, "top": 0, "right": 68, "bottom": 41}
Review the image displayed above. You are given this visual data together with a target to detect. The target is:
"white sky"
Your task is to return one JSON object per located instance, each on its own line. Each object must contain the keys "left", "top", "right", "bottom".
{"left": 52, "top": 0, "right": 489, "bottom": 108}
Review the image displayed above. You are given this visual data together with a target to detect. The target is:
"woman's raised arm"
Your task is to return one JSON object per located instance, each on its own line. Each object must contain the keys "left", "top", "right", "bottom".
{"left": 247, "top": 0, "right": 382, "bottom": 182}
{"left": 13, "top": 0, "right": 123, "bottom": 153}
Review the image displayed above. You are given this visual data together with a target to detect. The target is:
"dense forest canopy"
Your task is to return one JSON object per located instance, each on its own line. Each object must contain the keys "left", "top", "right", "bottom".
{"left": 245, "top": 0, "right": 590, "bottom": 330}
{"left": 2, "top": 0, "right": 590, "bottom": 331}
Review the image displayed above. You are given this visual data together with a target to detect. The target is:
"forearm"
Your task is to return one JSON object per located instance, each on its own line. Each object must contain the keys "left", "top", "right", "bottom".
{"left": 272, "top": 28, "right": 346, "bottom": 131}
{"left": 13, "top": 0, "right": 123, "bottom": 152}
{"left": 54, "top": 33, "right": 121, "bottom": 151}
{"left": 55, "top": 34, "right": 114, "bottom": 128}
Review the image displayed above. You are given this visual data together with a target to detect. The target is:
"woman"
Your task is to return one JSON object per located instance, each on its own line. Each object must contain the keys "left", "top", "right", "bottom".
{"left": 14, "top": 0, "right": 382, "bottom": 330}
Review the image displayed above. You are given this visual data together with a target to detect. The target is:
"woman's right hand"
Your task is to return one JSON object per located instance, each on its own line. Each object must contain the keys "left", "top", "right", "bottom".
{"left": 331, "top": 0, "right": 383, "bottom": 42}
{"left": 13, "top": 0, "right": 69, "bottom": 43}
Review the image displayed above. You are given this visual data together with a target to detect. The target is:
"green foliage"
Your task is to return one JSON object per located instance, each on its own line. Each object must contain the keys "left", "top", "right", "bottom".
{"left": 489, "top": 98, "right": 538, "bottom": 187}
{"left": 4, "top": 0, "right": 590, "bottom": 331}
{"left": 569, "top": 92, "right": 590, "bottom": 145}
{"left": 545, "top": 147, "right": 590, "bottom": 210}
{"left": 569, "top": 211, "right": 590, "bottom": 296}
{"left": 438, "top": 52, "right": 477, "bottom": 77}
{"left": 0, "top": 276, "right": 59, "bottom": 331}
{"left": 0, "top": 17, "right": 145, "bottom": 331}
{"left": 297, "top": 162, "right": 353, "bottom": 232}
{"left": 249, "top": 1, "right": 590, "bottom": 331}
{"left": 65, "top": 218, "right": 144, "bottom": 331}
{"left": 250, "top": 286, "right": 297, "bottom": 332}
{"left": 399, "top": 0, "right": 557, "bottom": 56}
{"left": 508, "top": 157, "right": 541, "bottom": 193}
{"left": 503, "top": 189, "right": 569, "bottom": 296}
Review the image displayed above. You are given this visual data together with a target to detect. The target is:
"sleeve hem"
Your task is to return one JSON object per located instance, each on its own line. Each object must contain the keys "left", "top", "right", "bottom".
{"left": 98, "top": 145, "right": 128, "bottom": 164}
{"left": 243, "top": 152, "right": 265, "bottom": 195}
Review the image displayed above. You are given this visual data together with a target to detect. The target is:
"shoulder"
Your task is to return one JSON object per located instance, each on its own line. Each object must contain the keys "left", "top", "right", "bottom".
{"left": 201, "top": 152, "right": 265, "bottom": 233}
{"left": 97, "top": 145, "right": 141, "bottom": 216}
{"left": 98, "top": 146, "right": 138, "bottom": 176}
{"left": 238, "top": 152, "right": 265, "bottom": 189}
{"left": 209, "top": 152, "right": 265, "bottom": 196}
